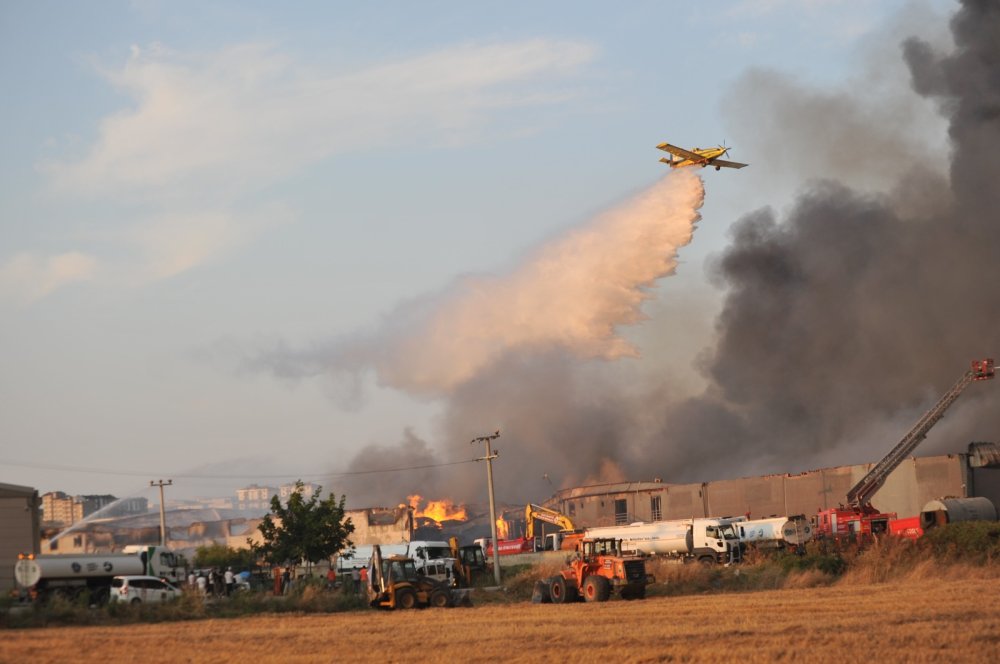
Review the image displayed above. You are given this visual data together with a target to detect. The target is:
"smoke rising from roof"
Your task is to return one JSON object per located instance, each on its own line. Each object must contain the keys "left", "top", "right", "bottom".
{"left": 283, "top": 0, "right": 1000, "bottom": 507}
{"left": 646, "top": 0, "right": 1000, "bottom": 480}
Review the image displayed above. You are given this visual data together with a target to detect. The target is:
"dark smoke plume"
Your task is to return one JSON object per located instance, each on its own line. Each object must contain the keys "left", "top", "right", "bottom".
{"left": 299, "top": 1, "right": 1000, "bottom": 507}
{"left": 646, "top": 0, "right": 1000, "bottom": 480}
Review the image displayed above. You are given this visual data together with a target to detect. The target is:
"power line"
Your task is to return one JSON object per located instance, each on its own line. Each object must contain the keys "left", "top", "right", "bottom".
{"left": 0, "top": 457, "right": 479, "bottom": 481}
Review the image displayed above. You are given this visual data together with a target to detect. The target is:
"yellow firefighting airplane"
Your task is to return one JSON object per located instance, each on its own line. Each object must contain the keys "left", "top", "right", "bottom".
{"left": 656, "top": 141, "right": 748, "bottom": 170}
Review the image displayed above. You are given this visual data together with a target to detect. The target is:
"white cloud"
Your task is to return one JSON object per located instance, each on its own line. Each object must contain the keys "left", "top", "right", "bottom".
{"left": 0, "top": 251, "right": 99, "bottom": 303}
{"left": 125, "top": 204, "right": 291, "bottom": 281}
{"left": 43, "top": 39, "right": 597, "bottom": 199}
{"left": 20, "top": 39, "right": 597, "bottom": 296}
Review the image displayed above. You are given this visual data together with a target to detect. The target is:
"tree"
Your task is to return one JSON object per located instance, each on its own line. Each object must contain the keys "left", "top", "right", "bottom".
{"left": 194, "top": 543, "right": 256, "bottom": 570}
{"left": 254, "top": 480, "right": 354, "bottom": 567}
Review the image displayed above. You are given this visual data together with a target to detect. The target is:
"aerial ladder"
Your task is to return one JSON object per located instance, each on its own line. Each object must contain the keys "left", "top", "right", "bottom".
{"left": 818, "top": 358, "right": 994, "bottom": 537}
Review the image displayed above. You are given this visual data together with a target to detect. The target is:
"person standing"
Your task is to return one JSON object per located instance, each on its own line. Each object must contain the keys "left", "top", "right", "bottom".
{"left": 224, "top": 567, "right": 235, "bottom": 596}
{"left": 326, "top": 567, "right": 336, "bottom": 590}
{"left": 351, "top": 567, "right": 361, "bottom": 593}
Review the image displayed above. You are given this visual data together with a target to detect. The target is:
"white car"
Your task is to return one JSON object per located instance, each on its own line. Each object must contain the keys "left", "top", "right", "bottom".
{"left": 109, "top": 575, "right": 183, "bottom": 605}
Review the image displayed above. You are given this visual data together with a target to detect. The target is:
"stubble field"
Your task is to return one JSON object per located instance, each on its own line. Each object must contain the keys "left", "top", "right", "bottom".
{"left": 4, "top": 575, "right": 999, "bottom": 663}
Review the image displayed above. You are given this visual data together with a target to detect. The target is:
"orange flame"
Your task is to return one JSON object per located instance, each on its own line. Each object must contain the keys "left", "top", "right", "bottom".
{"left": 496, "top": 515, "right": 510, "bottom": 539}
{"left": 407, "top": 494, "right": 468, "bottom": 522}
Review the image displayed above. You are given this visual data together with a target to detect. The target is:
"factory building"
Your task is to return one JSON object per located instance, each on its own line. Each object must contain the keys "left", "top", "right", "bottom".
{"left": 345, "top": 506, "right": 414, "bottom": 546}
{"left": 1, "top": 483, "right": 40, "bottom": 596}
{"left": 544, "top": 443, "right": 1000, "bottom": 527}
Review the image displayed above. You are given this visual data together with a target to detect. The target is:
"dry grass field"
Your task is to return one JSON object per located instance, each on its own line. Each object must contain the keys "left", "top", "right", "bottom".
{"left": 3, "top": 574, "right": 999, "bottom": 663}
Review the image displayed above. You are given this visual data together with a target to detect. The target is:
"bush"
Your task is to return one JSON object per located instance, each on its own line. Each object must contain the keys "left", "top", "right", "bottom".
{"left": 919, "top": 521, "right": 1000, "bottom": 561}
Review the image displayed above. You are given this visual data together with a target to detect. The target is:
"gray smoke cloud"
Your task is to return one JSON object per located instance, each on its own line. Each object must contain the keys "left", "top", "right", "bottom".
{"left": 282, "top": 0, "right": 1000, "bottom": 507}
{"left": 645, "top": 0, "right": 1000, "bottom": 480}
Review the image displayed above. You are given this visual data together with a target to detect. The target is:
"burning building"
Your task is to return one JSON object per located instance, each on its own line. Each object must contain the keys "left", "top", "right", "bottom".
{"left": 543, "top": 443, "right": 1000, "bottom": 528}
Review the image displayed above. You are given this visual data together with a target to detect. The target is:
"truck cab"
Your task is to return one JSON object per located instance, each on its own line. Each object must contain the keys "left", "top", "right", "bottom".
{"left": 691, "top": 521, "right": 742, "bottom": 564}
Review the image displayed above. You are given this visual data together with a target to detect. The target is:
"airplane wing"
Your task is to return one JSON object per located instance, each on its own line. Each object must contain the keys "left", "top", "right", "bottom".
{"left": 656, "top": 142, "right": 704, "bottom": 162}
{"left": 711, "top": 159, "right": 749, "bottom": 169}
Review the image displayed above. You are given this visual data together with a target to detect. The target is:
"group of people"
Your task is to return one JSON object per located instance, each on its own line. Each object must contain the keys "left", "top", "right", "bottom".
{"left": 349, "top": 565, "right": 369, "bottom": 593}
{"left": 188, "top": 567, "right": 237, "bottom": 597}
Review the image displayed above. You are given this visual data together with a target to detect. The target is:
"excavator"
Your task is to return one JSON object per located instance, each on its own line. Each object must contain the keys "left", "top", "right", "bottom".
{"left": 368, "top": 544, "right": 471, "bottom": 609}
{"left": 817, "top": 358, "right": 994, "bottom": 539}
{"left": 448, "top": 536, "right": 489, "bottom": 586}
{"left": 525, "top": 503, "right": 584, "bottom": 551}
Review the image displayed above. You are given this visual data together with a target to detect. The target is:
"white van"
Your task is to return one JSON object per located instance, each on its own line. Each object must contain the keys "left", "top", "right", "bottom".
{"left": 109, "top": 575, "right": 182, "bottom": 604}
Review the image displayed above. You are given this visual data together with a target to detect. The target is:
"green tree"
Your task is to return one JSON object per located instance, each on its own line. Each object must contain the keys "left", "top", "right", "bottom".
{"left": 254, "top": 480, "right": 354, "bottom": 567}
{"left": 193, "top": 543, "right": 256, "bottom": 570}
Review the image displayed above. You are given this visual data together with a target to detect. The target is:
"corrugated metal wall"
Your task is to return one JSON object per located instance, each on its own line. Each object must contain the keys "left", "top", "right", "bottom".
{"left": 549, "top": 453, "right": 992, "bottom": 527}
{"left": 0, "top": 484, "right": 39, "bottom": 596}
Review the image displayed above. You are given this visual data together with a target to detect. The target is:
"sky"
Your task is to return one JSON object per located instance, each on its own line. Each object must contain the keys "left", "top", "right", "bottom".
{"left": 1, "top": 0, "right": 965, "bottom": 507}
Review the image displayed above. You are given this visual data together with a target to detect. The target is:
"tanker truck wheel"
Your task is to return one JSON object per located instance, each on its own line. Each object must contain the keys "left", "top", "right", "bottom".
{"left": 130, "top": 598, "right": 142, "bottom": 605}
{"left": 583, "top": 575, "right": 611, "bottom": 602}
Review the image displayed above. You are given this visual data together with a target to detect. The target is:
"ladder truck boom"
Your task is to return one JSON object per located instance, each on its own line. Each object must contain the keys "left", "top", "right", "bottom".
{"left": 846, "top": 358, "right": 994, "bottom": 511}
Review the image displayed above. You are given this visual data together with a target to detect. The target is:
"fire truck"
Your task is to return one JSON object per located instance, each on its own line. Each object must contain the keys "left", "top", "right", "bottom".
{"left": 817, "top": 358, "right": 994, "bottom": 539}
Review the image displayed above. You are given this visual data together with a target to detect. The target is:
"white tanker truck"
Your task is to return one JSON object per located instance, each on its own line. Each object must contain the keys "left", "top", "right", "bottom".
{"left": 723, "top": 515, "right": 814, "bottom": 549}
{"left": 14, "top": 545, "right": 186, "bottom": 604}
{"left": 583, "top": 519, "right": 742, "bottom": 564}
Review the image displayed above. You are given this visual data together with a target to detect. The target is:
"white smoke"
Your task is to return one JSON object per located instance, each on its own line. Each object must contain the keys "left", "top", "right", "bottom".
{"left": 254, "top": 170, "right": 705, "bottom": 397}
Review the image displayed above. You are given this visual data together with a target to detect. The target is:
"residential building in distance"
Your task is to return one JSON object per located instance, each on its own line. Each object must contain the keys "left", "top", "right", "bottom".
{"left": 41, "top": 491, "right": 81, "bottom": 525}
{"left": 41, "top": 492, "right": 147, "bottom": 526}
{"left": 279, "top": 482, "right": 319, "bottom": 501}
{"left": 236, "top": 484, "right": 277, "bottom": 510}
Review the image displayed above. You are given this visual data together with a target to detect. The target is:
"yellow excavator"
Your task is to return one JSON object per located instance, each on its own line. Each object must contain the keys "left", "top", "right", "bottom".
{"left": 525, "top": 503, "right": 583, "bottom": 551}
{"left": 368, "top": 544, "right": 471, "bottom": 609}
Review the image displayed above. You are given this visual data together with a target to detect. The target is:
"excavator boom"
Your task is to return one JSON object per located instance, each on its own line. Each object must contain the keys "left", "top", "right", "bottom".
{"left": 525, "top": 503, "right": 576, "bottom": 540}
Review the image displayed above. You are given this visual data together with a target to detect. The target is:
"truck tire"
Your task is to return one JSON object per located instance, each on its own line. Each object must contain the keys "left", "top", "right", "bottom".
{"left": 429, "top": 588, "right": 451, "bottom": 608}
{"left": 531, "top": 580, "right": 551, "bottom": 604}
{"left": 395, "top": 587, "right": 417, "bottom": 610}
{"left": 583, "top": 575, "right": 611, "bottom": 602}
{"left": 549, "top": 576, "right": 573, "bottom": 604}
{"left": 698, "top": 555, "right": 715, "bottom": 566}
{"left": 130, "top": 598, "right": 141, "bottom": 605}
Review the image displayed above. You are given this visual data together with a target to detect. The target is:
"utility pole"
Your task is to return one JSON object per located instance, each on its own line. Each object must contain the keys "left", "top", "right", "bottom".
{"left": 150, "top": 479, "right": 173, "bottom": 547}
{"left": 471, "top": 430, "right": 502, "bottom": 587}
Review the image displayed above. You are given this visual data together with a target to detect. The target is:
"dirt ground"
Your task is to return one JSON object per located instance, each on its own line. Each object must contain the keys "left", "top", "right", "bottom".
{"left": 3, "top": 575, "right": 999, "bottom": 663}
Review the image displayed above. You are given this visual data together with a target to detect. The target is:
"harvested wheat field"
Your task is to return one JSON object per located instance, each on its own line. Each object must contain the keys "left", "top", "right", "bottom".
{"left": 4, "top": 576, "right": 999, "bottom": 663}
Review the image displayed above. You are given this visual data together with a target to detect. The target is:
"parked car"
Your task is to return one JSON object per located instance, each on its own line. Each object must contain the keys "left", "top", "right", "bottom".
{"left": 109, "top": 575, "right": 182, "bottom": 605}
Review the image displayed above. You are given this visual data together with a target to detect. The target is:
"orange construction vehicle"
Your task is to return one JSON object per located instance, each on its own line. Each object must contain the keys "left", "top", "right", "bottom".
{"left": 537, "top": 537, "right": 650, "bottom": 603}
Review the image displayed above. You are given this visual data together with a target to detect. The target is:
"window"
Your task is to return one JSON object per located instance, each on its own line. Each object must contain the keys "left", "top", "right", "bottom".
{"left": 650, "top": 495, "right": 662, "bottom": 521}
{"left": 614, "top": 499, "right": 628, "bottom": 525}
{"left": 568, "top": 502, "right": 576, "bottom": 517}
